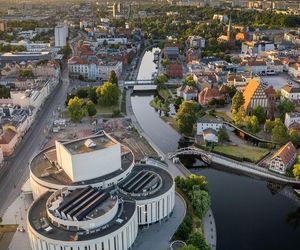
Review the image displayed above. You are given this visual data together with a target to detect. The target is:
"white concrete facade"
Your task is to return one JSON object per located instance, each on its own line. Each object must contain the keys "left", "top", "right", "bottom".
{"left": 197, "top": 122, "right": 223, "bottom": 135}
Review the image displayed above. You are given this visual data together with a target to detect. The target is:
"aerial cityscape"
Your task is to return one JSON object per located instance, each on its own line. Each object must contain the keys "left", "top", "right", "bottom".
{"left": 0, "top": 0, "right": 300, "bottom": 250}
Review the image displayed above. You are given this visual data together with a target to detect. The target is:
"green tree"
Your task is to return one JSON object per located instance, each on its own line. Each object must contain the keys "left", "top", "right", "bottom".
{"left": 231, "top": 91, "right": 244, "bottom": 114}
{"left": 175, "top": 214, "right": 193, "bottom": 241}
{"left": 176, "top": 100, "right": 200, "bottom": 134}
{"left": 233, "top": 106, "right": 245, "bottom": 127}
{"left": 289, "top": 130, "right": 300, "bottom": 148}
{"left": 0, "top": 85, "right": 10, "bottom": 98}
{"left": 86, "top": 100, "right": 97, "bottom": 117}
{"left": 278, "top": 99, "right": 295, "bottom": 120}
{"left": 252, "top": 106, "right": 266, "bottom": 124}
{"left": 187, "top": 232, "right": 210, "bottom": 250}
{"left": 217, "top": 127, "right": 229, "bottom": 143}
{"left": 77, "top": 88, "right": 89, "bottom": 98}
{"left": 189, "top": 189, "right": 211, "bottom": 218}
{"left": 154, "top": 74, "right": 168, "bottom": 85}
{"left": 108, "top": 70, "right": 118, "bottom": 86}
{"left": 292, "top": 161, "right": 300, "bottom": 178}
{"left": 264, "top": 119, "right": 274, "bottom": 133}
{"left": 271, "top": 120, "right": 289, "bottom": 145}
{"left": 183, "top": 74, "right": 196, "bottom": 87}
{"left": 178, "top": 245, "right": 198, "bottom": 250}
{"left": 67, "top": 96, "right": 86, "bottom": 122}
{"left": 96, "top": 82, "right": 120, "bottom": 106}
{"left": 59, "top": 43, "right": 72, "bottom": 58}
{"left": 245, "top": 115, "right": 260, "bottom": 133}
{"left": 88, "top": 87, "right": 97, "bottom": 103}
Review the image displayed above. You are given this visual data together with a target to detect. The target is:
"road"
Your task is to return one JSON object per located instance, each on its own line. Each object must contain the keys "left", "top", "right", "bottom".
{"left": 0, "top": 66, "right": 70, "bottom": 216}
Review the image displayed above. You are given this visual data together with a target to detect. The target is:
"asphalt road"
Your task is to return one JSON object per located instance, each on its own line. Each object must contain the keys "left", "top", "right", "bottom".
{"left": 0, "top": 66, "right": 70, "bottom": 216}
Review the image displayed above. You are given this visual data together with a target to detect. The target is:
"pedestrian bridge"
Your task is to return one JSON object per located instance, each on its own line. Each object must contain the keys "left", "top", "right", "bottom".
{"left": 168, "top": 147, "right": 212, "bottom": 164}
{"left": 124, "top": 79, "right": 154, "bottom": 86}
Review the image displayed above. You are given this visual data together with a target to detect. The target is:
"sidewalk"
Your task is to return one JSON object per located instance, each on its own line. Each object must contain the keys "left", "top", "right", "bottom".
{"left": 1, "top": 180, "right": 33, "bottom": 250}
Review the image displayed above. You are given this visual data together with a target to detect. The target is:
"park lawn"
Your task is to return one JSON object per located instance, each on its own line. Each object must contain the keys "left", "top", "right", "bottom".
{"left": 213, "top": 145, "right": 269, "bottom": 162}
{"left": 158, "top": 88, "right": 171, "bottom": 101}
{"left": 215, "top": 111, "right": 233, "bottom": 122}
{"left": 95, "top": 104, "right": 119, "bottom": 114}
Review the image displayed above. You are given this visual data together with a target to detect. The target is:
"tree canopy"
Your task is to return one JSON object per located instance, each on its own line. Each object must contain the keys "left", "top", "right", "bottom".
{"left": 108, "top": 70, "right": 118, "bottom": 86}
{"left": 96, "top": 82, "right": 120, "bottom": 106}
{"left": 231, "top": 91, "right": 244, "bottom": 114}
{"left": 67, "top": 96, "right": 86, "bottom": 122}
{"left": 176, "top": 100, "right": 200, "bottom": 135}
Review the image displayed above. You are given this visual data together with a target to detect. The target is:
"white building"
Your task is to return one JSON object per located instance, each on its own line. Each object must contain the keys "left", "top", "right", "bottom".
{"left": 177, "top": 85, "right": 198, "bottom": 100}
{"left": 284, "top": 112, "right": 300, "bottom": 128}
{"left": 188, "top": 36, "right": 205, "bottom": 48}
{"left": 28, "top": 132, "right": 175, "bottom": 250}
{"left": 97, "top": 36, "right": 128, "bottom": 45}
{"left": 281, "top": 84, "right": 300, "bottom": 101}
{"left": 241, "top": 41, "right": 275, "bottom": 56}
{"left": 269, "top": 142, "right": 297, "bottom": 174}
{"left": 197, "top": 115, "right": 223, "bottom": 135}
{"left": 55, "top": 24, "right": 68, "bottom": 47}
{"left": 68, "top": 56, "right": 122, "bottom": 81}
{"left": 288, "top": 63, "right": 300, "bottom": 80}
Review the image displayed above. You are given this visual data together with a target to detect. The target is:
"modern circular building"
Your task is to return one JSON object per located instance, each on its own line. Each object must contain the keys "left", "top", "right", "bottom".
{"left": 27, "top": 131, "right": 175, "bottom": 250}
{"left": 30, "top": 132, "right": 135, "bottom": 199}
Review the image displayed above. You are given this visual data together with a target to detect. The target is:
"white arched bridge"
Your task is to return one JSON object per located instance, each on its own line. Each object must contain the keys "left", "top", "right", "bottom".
{"left": 168, "top": 147, "right": 212, "bottom": 164}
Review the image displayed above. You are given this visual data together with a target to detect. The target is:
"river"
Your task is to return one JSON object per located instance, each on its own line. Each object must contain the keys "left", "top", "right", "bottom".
{"left": 131, "top": 49, "right": 300, "bottom": 250}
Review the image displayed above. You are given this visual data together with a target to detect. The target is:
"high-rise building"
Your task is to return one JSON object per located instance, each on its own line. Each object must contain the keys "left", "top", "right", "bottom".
{"left": 55, "top": 24, "right": 68, "bottom": 47}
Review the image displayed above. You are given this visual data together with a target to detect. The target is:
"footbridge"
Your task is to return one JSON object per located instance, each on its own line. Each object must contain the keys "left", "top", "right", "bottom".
{"left": 168, "top": 147, "right": 300, "bottom": 186}
{"left": 168, "top": 147, "right": 212, "bottom": 164}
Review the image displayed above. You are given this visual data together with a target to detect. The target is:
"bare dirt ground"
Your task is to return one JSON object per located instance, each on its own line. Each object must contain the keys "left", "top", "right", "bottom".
{"left": 44, "top": 117, "right": 158, "bottom": 161}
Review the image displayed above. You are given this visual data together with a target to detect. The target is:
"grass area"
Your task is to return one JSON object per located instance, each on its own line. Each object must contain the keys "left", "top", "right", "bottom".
{"left": 158, "top": 88, "right": 171, "bottom": 101}
{"left": 215, "top": 111, "right": 233, "bottom": 122}
{"left": 0, "top": 225, "right": 18, "bottom": 233}
{"left": 161, "top": 116, "right": 179, "bottom": 132}
{"left": 95, "top": 104, "right": 119, "bottom": 114}
{"left": 213, "top": 144, "right": 269, "bottom": 163}
{"left": 150, "top": 99, "right": 169, "bottom": 112}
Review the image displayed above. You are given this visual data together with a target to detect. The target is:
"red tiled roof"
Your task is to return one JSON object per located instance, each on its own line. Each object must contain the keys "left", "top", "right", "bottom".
{"left": 271, "top": 142, "right": 297, "bottom": 165}
{"left": 0, "top": 129, "right": 17, "bottom": 145}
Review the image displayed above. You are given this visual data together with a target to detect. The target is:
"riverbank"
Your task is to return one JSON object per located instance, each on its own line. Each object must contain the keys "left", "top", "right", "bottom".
{"left": 127, "top": 90, "right": 217, "bottom": 249}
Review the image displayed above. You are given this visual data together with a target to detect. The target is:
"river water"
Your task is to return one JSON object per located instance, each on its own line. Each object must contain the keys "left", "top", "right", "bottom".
{"left": 131, "top": 49, "right": 300, "bottom": 250}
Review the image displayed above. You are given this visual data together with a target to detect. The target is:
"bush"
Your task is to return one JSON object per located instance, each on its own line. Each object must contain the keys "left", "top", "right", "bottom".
{"left": 112, "top": 109, "right": 121, "bottom": 117}
{"left": 174, "top": 213, "right": 193, "bottom": 241}
{"left": 189, "top": 189, "right": 211, "bottom": 218}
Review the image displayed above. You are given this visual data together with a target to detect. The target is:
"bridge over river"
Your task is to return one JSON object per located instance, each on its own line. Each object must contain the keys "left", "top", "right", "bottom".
{"left": 169, "top": 146, "right": 300, "bottom": 186}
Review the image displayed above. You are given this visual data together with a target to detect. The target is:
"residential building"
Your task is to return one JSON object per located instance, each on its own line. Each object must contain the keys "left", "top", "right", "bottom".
{"left": 203, "top": 128, "right": 219, "bottom": 143}
{"left": 281, "top": 84, "right": 300, "bottom": 101}
{"left": 197, "top": 115, "right": 223, "bottom": 135}
{"left": 68, "top": 56, "right": 122, "bottom": 81}
{"left": 164, "top": 44, "right": 179, "bottom": 60}
{"left": 240, "top": 59, "right": 267, "bottom": 75}
{"left": 188, "top": 36, "right": 205, "bottom": 48}
{"left": 241, "top": 41, "right": 275, "bottom": 56}
{"left": 55, "top": 24, "right": 68, "bottom": 47}
{"left": 269, "top": 142, "right": 297, "bottom": 174}
{"left": 177, "top": 85, "right": 198, "bottom": 100}
{"left": 198, "top": 86, "right": 224, "bottom": 106}
{"left": 0, "top": 52, "right": 51, "bottom": 63}
{"left": 285, "top": 112, "right": 300, "bottom": 128}
{"left": 166, "top": 62, "right": 183, "bottom": 78}
{"left": 243, "top": 79, "right": 269, "bottom": 115}
{"left": 0, "top": 128, "right": 18, "bottom": 156}
{"left": 288, "top": 63, "right": 300, "bottom": 80}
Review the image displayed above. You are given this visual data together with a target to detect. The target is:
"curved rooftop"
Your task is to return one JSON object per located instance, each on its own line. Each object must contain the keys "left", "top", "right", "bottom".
{"left": 28, "top": 190, "right": 136, "bottom": 241}
{"left": 118, "top": 164, "right": 174, "bottom": 200}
